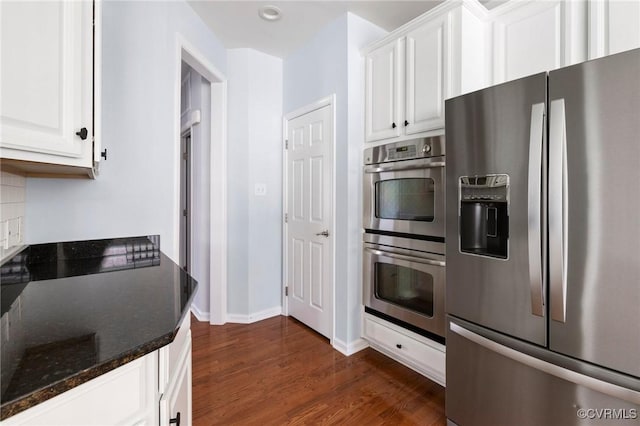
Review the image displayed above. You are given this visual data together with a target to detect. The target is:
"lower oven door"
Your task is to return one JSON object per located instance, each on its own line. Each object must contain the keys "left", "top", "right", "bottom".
{"left": 363, "top": 243, "right": 445, "bottom": 337}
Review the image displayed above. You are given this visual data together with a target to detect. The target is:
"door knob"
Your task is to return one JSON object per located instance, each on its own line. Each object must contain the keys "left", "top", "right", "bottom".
{"left": 315, "top": 230, "right": 330, "bottom": 237}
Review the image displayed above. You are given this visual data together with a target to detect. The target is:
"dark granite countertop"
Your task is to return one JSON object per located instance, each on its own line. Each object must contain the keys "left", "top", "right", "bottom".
{"left": 0, "top": 236, "right": 197, "bottom": 420}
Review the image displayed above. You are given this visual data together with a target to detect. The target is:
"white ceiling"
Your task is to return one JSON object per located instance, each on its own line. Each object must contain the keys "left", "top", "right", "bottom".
{"left": 187, "top": 1, "right": 450, "bottom": 58}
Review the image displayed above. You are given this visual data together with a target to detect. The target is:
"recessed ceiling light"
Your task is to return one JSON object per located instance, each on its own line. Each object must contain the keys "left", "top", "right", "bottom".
{"left": 259, "top": 5, "right": 282, "bottom": 22}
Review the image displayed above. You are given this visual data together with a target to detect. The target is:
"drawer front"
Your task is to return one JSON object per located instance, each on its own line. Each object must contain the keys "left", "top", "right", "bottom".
{"left": 364, "top": 316, "right": 445, "bottom": 386}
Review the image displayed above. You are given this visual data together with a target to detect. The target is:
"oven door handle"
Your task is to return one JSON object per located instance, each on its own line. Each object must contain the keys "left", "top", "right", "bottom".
{"left": 365, "top": 248, "right": 445, "bottom": 267}
{"left": 364, "top": 161, "right": 445, "bottom": 174}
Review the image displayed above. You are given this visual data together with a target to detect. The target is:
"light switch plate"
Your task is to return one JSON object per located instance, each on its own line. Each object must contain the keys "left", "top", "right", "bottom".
{"left": 254, "top": 183, "right": 267, "bottom": 196}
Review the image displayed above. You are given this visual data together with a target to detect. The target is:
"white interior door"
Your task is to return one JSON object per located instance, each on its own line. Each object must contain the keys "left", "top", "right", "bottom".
{"left": 286, "top": 104, "right": 333, "bottom": 339}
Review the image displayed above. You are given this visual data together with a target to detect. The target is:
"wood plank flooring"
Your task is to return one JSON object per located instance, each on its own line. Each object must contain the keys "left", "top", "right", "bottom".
{"left": 191, "top": 315, "right": 446, "bottom": 425}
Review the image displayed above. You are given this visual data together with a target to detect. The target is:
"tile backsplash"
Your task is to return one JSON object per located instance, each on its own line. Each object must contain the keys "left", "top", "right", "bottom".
{"left": 1, "top": 170, "right": 25, "bottom": 261}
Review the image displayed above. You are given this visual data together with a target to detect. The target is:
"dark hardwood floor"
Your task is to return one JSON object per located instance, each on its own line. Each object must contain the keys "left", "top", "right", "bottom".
{"left": 191, "top": 315, "right": 446, "bottom": 425}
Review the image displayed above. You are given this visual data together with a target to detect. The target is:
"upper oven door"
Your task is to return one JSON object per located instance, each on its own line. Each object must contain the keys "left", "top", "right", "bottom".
{"left": 364, "top": 156, "right": 445, "bottom": 239}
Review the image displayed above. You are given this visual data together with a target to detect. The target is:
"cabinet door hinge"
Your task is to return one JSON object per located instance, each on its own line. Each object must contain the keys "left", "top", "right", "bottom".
{"left": 284, "top": 213, "right": 288, "bottom": 223}
{"left": 285, "top": 286, "right": 288, "bottom": 296}
{"left": 182, "top": 152, "right": 188, "bottom": 160}
{"left": 285, "top": 139, "right": 288, "bottom": 150}
{"left": 183, "top": 209, "right": 187, "bottom": 217}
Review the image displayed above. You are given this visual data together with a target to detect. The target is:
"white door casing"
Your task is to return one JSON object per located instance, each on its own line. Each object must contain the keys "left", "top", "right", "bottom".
{"left": 174, "top": 33, "right": 227, "bottom": 325}
{"left": 284, "top": 99, "right": 334, "bottom": 340}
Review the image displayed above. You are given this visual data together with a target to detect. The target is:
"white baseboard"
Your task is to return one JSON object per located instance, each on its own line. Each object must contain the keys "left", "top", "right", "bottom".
{"left": 332, "top": 337, "right": 369, "bottom": 356}
{"left": 190, "top": 303, "right": 210, "bottom": 322}
{"left": 226, "top": 306, "right": 282, "bottom": 324}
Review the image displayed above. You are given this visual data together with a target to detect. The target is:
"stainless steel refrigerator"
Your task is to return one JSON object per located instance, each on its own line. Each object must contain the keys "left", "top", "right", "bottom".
{"left": 445, "top": 48, "right": 640, "bottom": 425}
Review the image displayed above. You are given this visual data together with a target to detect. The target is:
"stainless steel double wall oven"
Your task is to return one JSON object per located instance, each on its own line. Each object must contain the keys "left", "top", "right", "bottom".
{"left": 363, "top": 136, "right": 446, "bottom": 341}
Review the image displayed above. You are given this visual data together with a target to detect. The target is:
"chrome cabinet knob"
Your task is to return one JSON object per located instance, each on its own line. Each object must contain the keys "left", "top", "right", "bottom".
{"left": 315, "top": 230, "right": 330, "bottom": 237}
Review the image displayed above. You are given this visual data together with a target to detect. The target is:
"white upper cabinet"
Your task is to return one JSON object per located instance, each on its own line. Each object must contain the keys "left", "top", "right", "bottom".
{"left": 364, "top": 0, "right": 488, "bottom": 144}
{"left": 491, "top": 1, "right": 587, "bottom": 83}
{"left": 405, "top": 15, "right": 447, "bottom": 135}
{"left": 365, "top": 39, "right": 403, "bottom": 142}
{"left": 0, "top": 0, "right": 100, "bottom": 177}
{"left": 588, "top": 0, "right": 640, "bottom": 59}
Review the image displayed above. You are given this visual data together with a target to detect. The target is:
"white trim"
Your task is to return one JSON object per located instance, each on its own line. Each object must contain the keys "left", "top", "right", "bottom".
{"left": 180, "top": 109, "right": 201, "bottom": 134}
{"left": 93, "top": 0, "right": 102, "bottom": 171}
{"left": 588, "top": 0, "right": 608, "bottom": 59}
{"left": 209, "top": 81, "right": 228, "bottom": 325}
{"left": 174, "top": 33, "right": 228, "bottom": 327}
{"left": 226, "top": 307, "right": 283, "bottom": 324}
{"left": 283, "top": 94, "right": 336, "bottom": 122}
{"left": 282, "top": 94, "right": 336, "bottom": 346}
{"left": 332, "top": 337, "right": 369, "bottom": 356}
{"left": 190, "top": 304, "right": 210, "bottom": 323}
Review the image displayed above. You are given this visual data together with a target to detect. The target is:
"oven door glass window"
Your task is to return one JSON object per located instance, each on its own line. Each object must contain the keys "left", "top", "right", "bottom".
{"left": 375, "top": 178, "right": 435, "bottom": 221}
{"left": 374, "top": 262, "right": 434, "bottom": 317}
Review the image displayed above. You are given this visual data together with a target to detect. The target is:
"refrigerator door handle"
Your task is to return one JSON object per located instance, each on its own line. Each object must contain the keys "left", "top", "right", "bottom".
{"left": 449, "top": 321, "right": 640, "bottom": 405}
{"left": 549, "top": 99, "right": 568, "bottom": 323}
{"left": 528, "top": 103, "right": 545, "bottom": 317}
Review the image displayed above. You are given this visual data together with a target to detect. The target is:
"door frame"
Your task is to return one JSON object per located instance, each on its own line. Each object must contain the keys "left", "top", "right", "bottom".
{"left": 179, "top": 129, "right": 192, "bottom": 272}
{"left": 174, "top": 33, "right": 228, "bottom": 325}
{"left": 282, "top": 94, "right": 337, "bottom": 344}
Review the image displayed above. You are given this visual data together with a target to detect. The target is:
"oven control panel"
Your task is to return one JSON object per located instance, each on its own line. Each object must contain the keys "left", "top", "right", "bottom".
{"left": 387, "top": 145, "right": 417, "bottom": 160}
{"left": 364, "top": 136, "right": 445, "bottom": 165}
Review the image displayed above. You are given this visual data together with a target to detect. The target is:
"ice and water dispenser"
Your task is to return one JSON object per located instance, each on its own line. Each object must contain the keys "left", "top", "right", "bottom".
{"left": 459, "top": 174, "right": 509, "bottom": 259}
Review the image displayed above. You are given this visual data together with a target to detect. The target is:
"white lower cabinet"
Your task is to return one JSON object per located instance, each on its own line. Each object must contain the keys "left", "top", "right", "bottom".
{"left": 363, "top": 313, "right": 446, "bottom": 387}
{"left": 2, "top": 315, "right": 192, "bottom": 425}
{"left": 1, "top": 353, "right": 158, "bottom": 426}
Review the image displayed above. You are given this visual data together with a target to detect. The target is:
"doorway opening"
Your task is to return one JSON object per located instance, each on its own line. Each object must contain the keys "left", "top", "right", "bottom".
{"left": 175, "top": 34, "right": 227, "bottom": 325}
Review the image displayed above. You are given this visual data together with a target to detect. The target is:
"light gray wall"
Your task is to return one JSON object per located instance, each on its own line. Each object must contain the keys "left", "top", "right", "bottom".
{"left": 346, "top": 14, "right": 387, "bottom": 343}
{"left": 283, "top": 13, "right": 386, "bottom": 346}
{"left": 25, "top": 0, "right": 226, "bottom": 267}
{"left": 227, "top": 48, "right": 283, "bottom": 318}
{"left": 226, "top": 49, "right": 250, "bottom": 315}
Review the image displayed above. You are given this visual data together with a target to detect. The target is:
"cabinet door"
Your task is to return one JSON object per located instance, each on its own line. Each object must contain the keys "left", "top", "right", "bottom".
{"left": 589, "top": 0, "right": 640, "bottom": 59}
{"left": 493, "top": 1, "right": 586, "bottom": 83}
{"left": 365, "top": 39, "right": 403, "bottom": 143}
{"left": 1, "top": 353, "right": 158, "bottom": 426}
{"left": 0, "top": 1, "right": 93, "bottom": 164}
{"left": 159, "top": 335, "right": 192, "bottom": 426}
{"left": 405, "top": 16, "right": 447, "bottom": 134}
